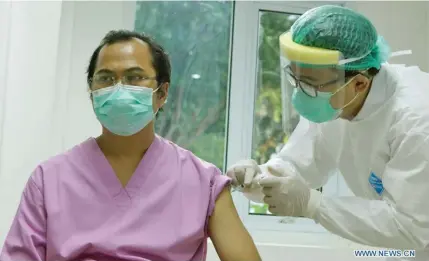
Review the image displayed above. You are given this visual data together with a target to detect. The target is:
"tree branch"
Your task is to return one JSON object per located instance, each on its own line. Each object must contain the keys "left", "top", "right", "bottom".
{"left": 181, "top": 99, "right": 226, "bottom": 148}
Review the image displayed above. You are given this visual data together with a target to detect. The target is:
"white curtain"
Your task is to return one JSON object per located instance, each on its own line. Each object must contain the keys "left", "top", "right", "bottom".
{"left": 0, "top": 1, "right": 65, "bottom": 246}
{"left": 0, "top": 0, "right": 136, "bottom": 248}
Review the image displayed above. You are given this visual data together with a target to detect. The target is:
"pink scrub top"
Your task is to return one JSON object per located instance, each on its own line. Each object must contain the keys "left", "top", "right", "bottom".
{"left": 1, "top": 135, "right": 230, "bottom": 261}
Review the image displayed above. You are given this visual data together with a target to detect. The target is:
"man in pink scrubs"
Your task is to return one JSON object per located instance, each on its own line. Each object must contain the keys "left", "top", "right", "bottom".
{"left": 0, "top": 30, "right": 261, "bottom": 261}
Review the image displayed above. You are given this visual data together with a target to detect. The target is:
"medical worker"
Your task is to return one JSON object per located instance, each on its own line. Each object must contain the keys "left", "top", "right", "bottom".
{"left": 1, "top": 30, "right": 261, "bottom": 261}
{"left": 227, "top": 5, "right": 429, "bottom": 260}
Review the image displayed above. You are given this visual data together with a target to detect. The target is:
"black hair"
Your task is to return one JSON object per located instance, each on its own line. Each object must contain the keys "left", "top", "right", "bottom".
{"left": 345, "top": 67, "right": 379, "bottom": 79}
{"left": 86, "top": 29, "right": 171, "bottom": 94}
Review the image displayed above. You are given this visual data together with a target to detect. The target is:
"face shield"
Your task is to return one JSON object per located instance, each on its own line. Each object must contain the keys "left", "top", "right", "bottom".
{"left": 279, "top": 31, "right": 357, "bottom": 126}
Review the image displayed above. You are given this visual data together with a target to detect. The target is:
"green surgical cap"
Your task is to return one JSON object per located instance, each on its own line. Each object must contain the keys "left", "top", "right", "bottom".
{"left": 291, "top": 5, "right": 391, "bottom": 70}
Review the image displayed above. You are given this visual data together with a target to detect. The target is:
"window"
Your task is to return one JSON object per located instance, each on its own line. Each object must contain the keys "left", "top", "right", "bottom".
{"left": 134, "top": 1, "right": 234, "bottom": 171}
{"left": 249, "top": 10, "right": 300, "bottom": 215}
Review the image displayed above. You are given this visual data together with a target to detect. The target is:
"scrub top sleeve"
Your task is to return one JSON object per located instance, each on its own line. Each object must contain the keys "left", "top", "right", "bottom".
{"left": 268, "top": 117, "right": 336, "bottom": 189}
{"left": 208, "top": 168, "right": 232, "bottom": 217}
{"left": 314, "top": 132, "right": 429, "bottom": 249}
{"left": 0, "top": 167, "right": 47, "bottom": 261}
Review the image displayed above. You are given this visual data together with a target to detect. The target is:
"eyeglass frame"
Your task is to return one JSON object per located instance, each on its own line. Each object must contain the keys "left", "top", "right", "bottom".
{"left": 89, "top": 73, "right": 157, "bottom": 89}
{"left": 283, "top": 65, "right": 370, "bottom": 98}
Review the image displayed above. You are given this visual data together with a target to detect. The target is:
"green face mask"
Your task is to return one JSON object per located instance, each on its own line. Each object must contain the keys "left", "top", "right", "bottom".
{"left": 291, "top": 88, "right": 341, "bottom": 123}
{"left": 92, "top": 84, "right": 157, "bottom": 136}
{"left": 291, "top": 78, "right": 359, "bottom": 123}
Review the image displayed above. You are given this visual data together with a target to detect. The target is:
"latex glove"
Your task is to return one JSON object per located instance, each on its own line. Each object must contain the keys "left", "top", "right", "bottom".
{"left": 259, "top": 165, "right": 322, "bottom": 219}
{"left": 226, "top": 159, "right": 269, "bottom": 203}
{"left": 226, "top": 159, "right": 262, "bottom": 188}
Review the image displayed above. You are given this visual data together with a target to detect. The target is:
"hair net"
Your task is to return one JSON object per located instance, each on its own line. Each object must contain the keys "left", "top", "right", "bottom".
{"left": 290, "top": 5, "right": 391, "bottom": 70}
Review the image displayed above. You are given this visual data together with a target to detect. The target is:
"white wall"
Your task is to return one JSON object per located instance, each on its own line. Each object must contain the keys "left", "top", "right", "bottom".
{"left": 346, "top": 1, "right": 429, "bottom": 72}
{"left": 0, "top": 1, "right": 428, "bottom": 260}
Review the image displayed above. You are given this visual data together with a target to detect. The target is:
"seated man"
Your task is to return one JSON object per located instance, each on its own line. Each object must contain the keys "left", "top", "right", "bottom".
{"left": 0, "top": 30, "right": 261, "bottom": 261}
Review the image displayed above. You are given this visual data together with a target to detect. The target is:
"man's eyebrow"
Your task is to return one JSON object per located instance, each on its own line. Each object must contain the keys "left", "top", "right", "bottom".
{"left": 94, "top": 69, "right": 114, "bottom": 75}
{"left": 288, "top": 67, "right": 340, "bottom": 85}
{"left": 94, "top": 67, "right": 146, "bottom": 75}
{"left": 299, "top": 75, "right": 317, "bottom": 81}
{"left": 286, "top": 66, "right": 317, "bottom": 81}
{"left": 124, "top": 67, "right": 145, "bottom": 73}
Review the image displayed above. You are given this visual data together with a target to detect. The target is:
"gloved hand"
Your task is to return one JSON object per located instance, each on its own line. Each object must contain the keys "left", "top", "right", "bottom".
{"left": 226, "top": 159, "right": 262, "bottom": 189}
{"left": 258, "top": 165, "right": 322, "bottom": 219}
{"left": 226, "top": 159, "right": 268, "bottom": 203}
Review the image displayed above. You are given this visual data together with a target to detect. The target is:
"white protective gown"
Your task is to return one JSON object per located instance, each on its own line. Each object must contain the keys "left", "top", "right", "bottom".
{"left": 266, "top": 64, "right": 429, "bottom": 260}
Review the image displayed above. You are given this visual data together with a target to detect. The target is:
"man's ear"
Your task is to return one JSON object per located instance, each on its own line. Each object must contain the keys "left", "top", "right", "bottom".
{"left": 353, "top": 74, "right": 371, "bottom": 92}
{"left": 88, "top": 89, "right": 93, "bottom": 101}
{"left": 157, "top": 82, "right": 170, "bottom": 107}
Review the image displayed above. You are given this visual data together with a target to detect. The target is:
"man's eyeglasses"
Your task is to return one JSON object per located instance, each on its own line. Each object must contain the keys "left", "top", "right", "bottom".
{"left": 283, "top": 66, "right": 340, "bottom": 98}
{"left": 90, "top": 74, "right": 156, "bottom": 88}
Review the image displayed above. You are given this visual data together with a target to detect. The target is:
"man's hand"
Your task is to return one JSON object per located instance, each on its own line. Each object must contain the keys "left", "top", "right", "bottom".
{"left": 259, "top": 165, "right": 322, "bottom": 218}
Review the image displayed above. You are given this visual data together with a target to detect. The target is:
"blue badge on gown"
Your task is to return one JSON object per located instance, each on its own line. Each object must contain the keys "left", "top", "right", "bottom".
{"left": 369, "top": 172, "right": 384, "bottom": 196}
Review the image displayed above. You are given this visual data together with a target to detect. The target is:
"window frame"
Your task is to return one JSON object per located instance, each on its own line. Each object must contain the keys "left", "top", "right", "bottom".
{"left": 227, "top": 0, "right": 347, "bottom": 235}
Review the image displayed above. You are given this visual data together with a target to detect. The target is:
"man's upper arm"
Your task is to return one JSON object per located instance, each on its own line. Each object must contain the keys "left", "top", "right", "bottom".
{"left": 0, "top": 169, "right": 47, "bottom": 261}
{"left": 208, "top": 186, "right": 261, "bottom": 261}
